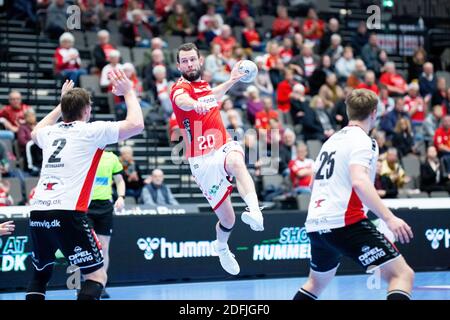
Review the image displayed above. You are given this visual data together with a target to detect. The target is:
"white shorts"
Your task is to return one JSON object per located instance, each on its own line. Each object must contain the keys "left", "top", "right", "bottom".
{"left": 188, "top": 141, "right": 244, "bottom": 210}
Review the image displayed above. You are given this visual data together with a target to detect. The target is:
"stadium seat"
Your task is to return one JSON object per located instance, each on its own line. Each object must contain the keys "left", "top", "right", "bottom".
{"left": 401, "top": 154, "right": 421, "bottom": 188}
{"left": 79, "top": 75, "right": 102, "bottom": 96}
{"left": 430, "top": 191, "right": 449, "bottom": 198}
{"left": 3, "top": 177, "right": 23, "bottom": 204}
{"left": 125, "top": 196, "right": 137, "bottom": 205}
{"left": 131, "top": 47, "right": 148, "bottom": 70}
{"left": 117, "top": 46, "right": 132, "bottom": 63}
{"left": 166, "top": 35, "right": 183, "bottom": 50}
{"left": 306, "top": 140, "right": 322, "bottom": 160}
{"left": 262, "top": 174, "right": 284, "bottom": 190}
{"left": 296, "top": 193, "right": 311, "bottom": 211}
{"left": 71, "top": 30, "right": 86, "bottom": 48}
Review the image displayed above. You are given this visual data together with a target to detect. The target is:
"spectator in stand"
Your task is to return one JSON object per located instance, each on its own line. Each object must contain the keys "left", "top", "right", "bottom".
{"left": 324, "top": 34, "right": 343, "bottom": 64}
{"left": 380, "top": 97, "right": 410, "bottom": 140}
{"left": 165, "top": 2, "right": 193, "bottom": 36}
{"left": 54, "top": 32, "right": 87, "bottom": 86}
{"left": 144, "top": 48, "right": 175, "bottom": 99}
{"left": 254, "top": 56, "right": 274, "bottom": 98}
{"left": 431, "top": 77, "right": 447, "bottom": 113}
{"left": 292, "top": 32, "right": 304, "bottom": 56}
{"left": 204, "top": 43, "right": 230, "bottom": 86}
{"left": 277, "top": 67, "right": 298, "bottom": 113}
{"left": 423, "top": 105, "right": 444, "bottom": 147}
{"left": 100, "top": 49, "right": 124, "bottom": 90}
{"left": 154, "top": 0, "right": 176, "bottom": 22}
{"left": 290, "top": 83, "right": 308, "bottom": 125}
{"left": 119, "top": 0, "right": 149, "bottom": 22}
{"left": 404, "top": 82, "right": 426, "bottom": 136}
{"left": 227, "top": 109, "right": 246, "bottom": 142}
{"left": 0, "top": 142, "right": 12, "bottom": 178}
{"left": 93, "top": 30, "right": 117, "bottom": 71}
{"left": 445, "top": 88, "right": 450, "bottom": 115}
{"left": 0, "top": 91, "right": 30, "bottom": 134}
{"left": 290, "top": 40, "right": 320, "bottom": 80}
{"left": 279, "top": 129, "right": 297, "bottom": 175}
{"left": 212, "top": 24, "right": 237, "bottom": 59}
{"left": 356, "top": 70, "right": 379, "bottom": 95}
{"left": 0, "top": 179, "right": 14, "bottom": 207}
{"left": 419, "top": 62, "right": 436, "bottom": 99}
{"left": 374, "top": 130, "right": 388, "bottom": 159}
{"left": 152, "top": 65, "right": 174, "bottom": 118}
{"left": 272, "top": 5, "right": 295, "bottom": 38}
{"left": 392, "top": 117, "right": 415, "bottom": 158}
{"left": 408, "top": 47, "right": 427, "bottom": 82}
{"left": 288, "top": 142, "right": 314, "bottom": 194}
{"left": 264, "top": 41, "right": 283, "bottom": 88}
{"left": 17, "top": 109, "right": 37, "bottom": 167}
{"left": 302, "top": 7, "right": 325, "bottom": 46}
{"left": 320, "top": 18, "right": 340, "bottom": 54}
{"left": 379, "top": 62, "right": 408, "bottom": 97}
{"left": 377, "top": 84, "right": 395, "bottom": 119}
{"left": 44, "top": 0, "right": 68, "bottom": 39}
{"left": 303, "top": 95, "right": 335, "bottom": 141}
{"left": 280, "top": 37, "right": 295, "bottom": 65}
{"left": 219, "top": 97, "right": 235, "bottom": 128}
{"left": 120, "top": 9, "right": 156, "bottom": 48}
{"left": 434, "top": 115, "right": 450, "bottom": 173}
{"left": 119, "top": 145, "right": 144, "bottom": 203}
{"left": 255, "top": 97, "right": 279, "bottom": 131}
{"left": 335, "top": 46, "right": 356, "bottom": 82}
{"left": 241, "top": 16, "right": 263, "bottom": 53}
{"left": 142, "top": 37, "right": 173, "bottom": 66}
{"left": 197, "top": 4, "right": 224, "bottom": 45}
{"left": 351, "top": 21, "right": 368, "bottom": 56}
{"left": 307, "top": 55, "right": 333, "bottom": 97}
{"left": 141, "top": 169, "right": 179, "bottom": 205}
{"left": 244, "top": 86, "right": 263, "bottom": 126}
{"left": 228, "top": 0, "right": 255, "bottom": 27}
{"left": 331, "top": 86, "right": 352, "bottom": 128}
{"left": 80, "top": 0, "right": 112, "bottom": 31}
{"left": 361, "top": 33, "right": 381, "bottom": 74}
{"left": 380, "top": 147, "right": 410, "bottom": 189}
{"left": 375, "top": 159, "right": 398, "bottom": 199}
{"left": 346, "top": 59, "right": 366, "bottom": 89}
{"left": 319, "top": 72, "right": 344, "bottom": 111}
{"left": 420, "top": 146, "right": 450, "bottom": 194}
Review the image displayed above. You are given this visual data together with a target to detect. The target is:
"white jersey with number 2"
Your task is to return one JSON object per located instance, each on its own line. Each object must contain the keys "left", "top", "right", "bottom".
{"left": 30, "top": 121, "right": 119, "bottom": 212}
{"left": 305, "top": 126, "right": 378, "bottom": 233}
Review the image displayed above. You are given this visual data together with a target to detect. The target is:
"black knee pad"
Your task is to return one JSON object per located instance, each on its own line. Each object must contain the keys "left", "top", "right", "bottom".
{"left": 26, "top": 265, "right": 54, "bottom": 300}
{"left": 219, "top": 222, "right": 234, "bottom": 233}
{"left": 77, "top": 280, "right": 104, "bottom": 300}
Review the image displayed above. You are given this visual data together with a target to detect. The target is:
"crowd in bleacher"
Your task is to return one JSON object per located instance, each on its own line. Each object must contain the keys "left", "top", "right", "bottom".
{"left": 2, "top": 0, "right": 450, "bottom": 208}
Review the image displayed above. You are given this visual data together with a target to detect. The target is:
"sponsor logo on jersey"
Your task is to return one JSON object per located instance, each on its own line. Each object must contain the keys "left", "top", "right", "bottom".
{"left": 197, "top": 95, "right": 218, "bottom": 108}
{"left": 40, "top": 176, "right": 63, "bottom": 192}
{"left": 314, "top": 199, "right": 325, "bottom": 208}
{"left": 68, "top": 246, "right": 94, "bottom": 265}
{"left": 29, "top": 219, "right": 61, "bottom": 229}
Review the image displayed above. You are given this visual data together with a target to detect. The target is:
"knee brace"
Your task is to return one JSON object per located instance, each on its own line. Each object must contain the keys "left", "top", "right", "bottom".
{"left": 77, "top": 280, "right": 104, "bottom": 300}
{"left": 219, "top": 222, "right": 234, "bottom": 233}
{"left": 26, "top": 265, "right": 54, "bottom": 300}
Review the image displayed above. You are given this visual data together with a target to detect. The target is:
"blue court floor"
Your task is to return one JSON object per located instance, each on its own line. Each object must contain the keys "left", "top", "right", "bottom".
{"left": 1, "top": 271, "right": 448, "bottom": 300}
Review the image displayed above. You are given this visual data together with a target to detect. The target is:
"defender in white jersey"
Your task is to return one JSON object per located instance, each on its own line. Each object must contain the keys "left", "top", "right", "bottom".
{"left": 26, "top": 70, "right": 144, "bottom": 300}
{"left": 294, "top": 89, "right": 415, "bottom": 301}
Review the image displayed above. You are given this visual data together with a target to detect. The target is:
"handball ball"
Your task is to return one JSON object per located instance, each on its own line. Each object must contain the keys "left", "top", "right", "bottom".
{"left": 238, "top": 60, "right": 258, "bottom": 83}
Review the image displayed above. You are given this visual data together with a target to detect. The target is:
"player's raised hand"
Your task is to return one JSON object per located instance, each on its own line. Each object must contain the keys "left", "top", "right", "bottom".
{"left": 60, "top": 80, "right": 74, "bottom": 99}
{"left": 111, "top": 69, "right": 132, "bottom": 96}
{"left": 230, "top": 60, "right": 246, "bottom": 83}
{"left": 386, "top": 216, "right": 413, "bottom": 244}
{"left": 0, "top": 221, "right": 15, "bottom": 236}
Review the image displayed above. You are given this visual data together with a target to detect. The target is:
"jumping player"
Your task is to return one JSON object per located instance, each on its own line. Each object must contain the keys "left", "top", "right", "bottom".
{"left": 294, "top": 89, "right": 415, "bottom": 300}
{"left": 26, "top": 70, "right": 144, "bottom": 300}
{"left": 170, "top": 43, "right": 264, "bottom": 275}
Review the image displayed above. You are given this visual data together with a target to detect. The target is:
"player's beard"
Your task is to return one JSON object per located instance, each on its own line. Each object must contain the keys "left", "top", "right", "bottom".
{"left": 182, "top": 68, "right": 202, "bottom": 82}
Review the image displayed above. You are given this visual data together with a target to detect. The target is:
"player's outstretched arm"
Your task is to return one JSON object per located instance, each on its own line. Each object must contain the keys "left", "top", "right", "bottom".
{"left": 110, "top": 70, "right": 145, "bottom": 140}
{"left": 350, "top": 164, "right": 413, "bottom": 244}
{"left": 31, "top": 80, "right": 74, "bottom": 143}
{"left": 211, "top": 60, "right": 246, "bottom": 101}
{"left": 174, "top": 93, "right": 210, "bottom": 115}
{"left": 0, "top": 221, "right": 15, "bottom": 236}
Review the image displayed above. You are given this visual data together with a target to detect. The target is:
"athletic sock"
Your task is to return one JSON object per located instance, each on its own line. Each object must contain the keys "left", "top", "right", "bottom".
{"left": 293, "top": 288, "right": 318, "bottom": 300}
{"left": 387, "top": 290, "right": 411, "bottom": 300}
{"left": 216, "top": 240, "right": 228, "bottom": 251}
{"left": 243, "top": 192, "right": 260, "bottom": 213}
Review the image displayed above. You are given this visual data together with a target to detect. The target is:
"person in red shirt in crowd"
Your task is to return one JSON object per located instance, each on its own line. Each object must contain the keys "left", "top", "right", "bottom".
{"left": 154, "top": 0, "right": 175, "bottom": 21}
{"left": 404, "top": 82, "right": 426, "bottom": 127}
{"left": 356, "top": 70, "right": 379, "bottom": 95}
{"left": 228, "top": 0, "right": 255, "bottom": 27}
{"left": 0, "top": 90, "right": 31, "bottom": 133}
{"left": 280, "top": 36, "right": 294, "bottom": 64}
{"left": 277, "top": 67, "right": 297, "bottom": 113}
{"left": 255, "top": 97, "right": 279, "bottom": 130}
{"left": 302, "top": 8, "right": 325, "bottom": 45}
{"left": 272, "top": 5, "right": 293, "bottom": 38}
{"left": 288, "top": 142, "right": 315, "bottom": 194}
{"left": 242, "top": 16, "right": 264, "bottom": 53}
{"left": 264, "top": 41, "right": 281, "bottom": 70}
{"left": 17, "top": 108, "right": 37, "bottom": 163}
{"left": 92, "top": 29, "right": 117, "bottom": 71}
{"left": 54, "top": 32, "right": 87, "bottom": 86}
{"left": 379, "top": 61, "right": 408, "bottom": 96}
{"left": 434, "top": 115, "right": 450, "bottom": 172}
{"left": 212, "top": 25, "right": 237, "bottom": 59}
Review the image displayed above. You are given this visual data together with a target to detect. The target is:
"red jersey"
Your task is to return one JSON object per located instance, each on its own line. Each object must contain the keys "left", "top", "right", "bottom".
{"left": 288, "top": 158, "right": 315, "bottom": 188}
{"left": 0, "top": 104, "right": 30, "bottom": 127}
{"left": 404, "top": 95, "right": 426, "bottom": 122}
{"left": 255, "top": 110, "right": 278, "bottom": 130}
{"left": 356, "top": 83, "right": 379, "bottom": 95}
{"left": 170, "top": 77, "right": 230, "bottom": 158}
{"left": 434, "top": 127, "right": 450, "bottom": 151}
{"left": 379, "top": 72, "right": 407, "bottom": 93}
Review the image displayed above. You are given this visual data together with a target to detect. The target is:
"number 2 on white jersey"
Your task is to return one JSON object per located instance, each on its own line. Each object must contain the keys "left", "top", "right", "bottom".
{"left": 198, "top": 134, "right": 215, "bottom": 150}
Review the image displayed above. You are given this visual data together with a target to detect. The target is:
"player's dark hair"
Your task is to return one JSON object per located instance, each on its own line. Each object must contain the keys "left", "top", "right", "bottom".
{"left": 346, "top": 89, "right": 378, "bottom": 121}
{"left": 61, "top": 88, "right": 91, "bottom": 122}
{"left": 176, "top": 43, "right": 200, "bottom": 63}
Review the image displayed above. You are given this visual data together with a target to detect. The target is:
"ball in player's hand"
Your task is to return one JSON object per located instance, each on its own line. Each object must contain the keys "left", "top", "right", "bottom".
{"left": 238, "top": 60, "right": 258, "bottom": 83}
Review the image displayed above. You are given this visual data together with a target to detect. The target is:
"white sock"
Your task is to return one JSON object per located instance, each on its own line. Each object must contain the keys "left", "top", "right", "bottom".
{"left": 243, "top": 192, "right": 260, "bottom": 212}
{"left": 216, "top": 240, "right": 228, "bottom": 250}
